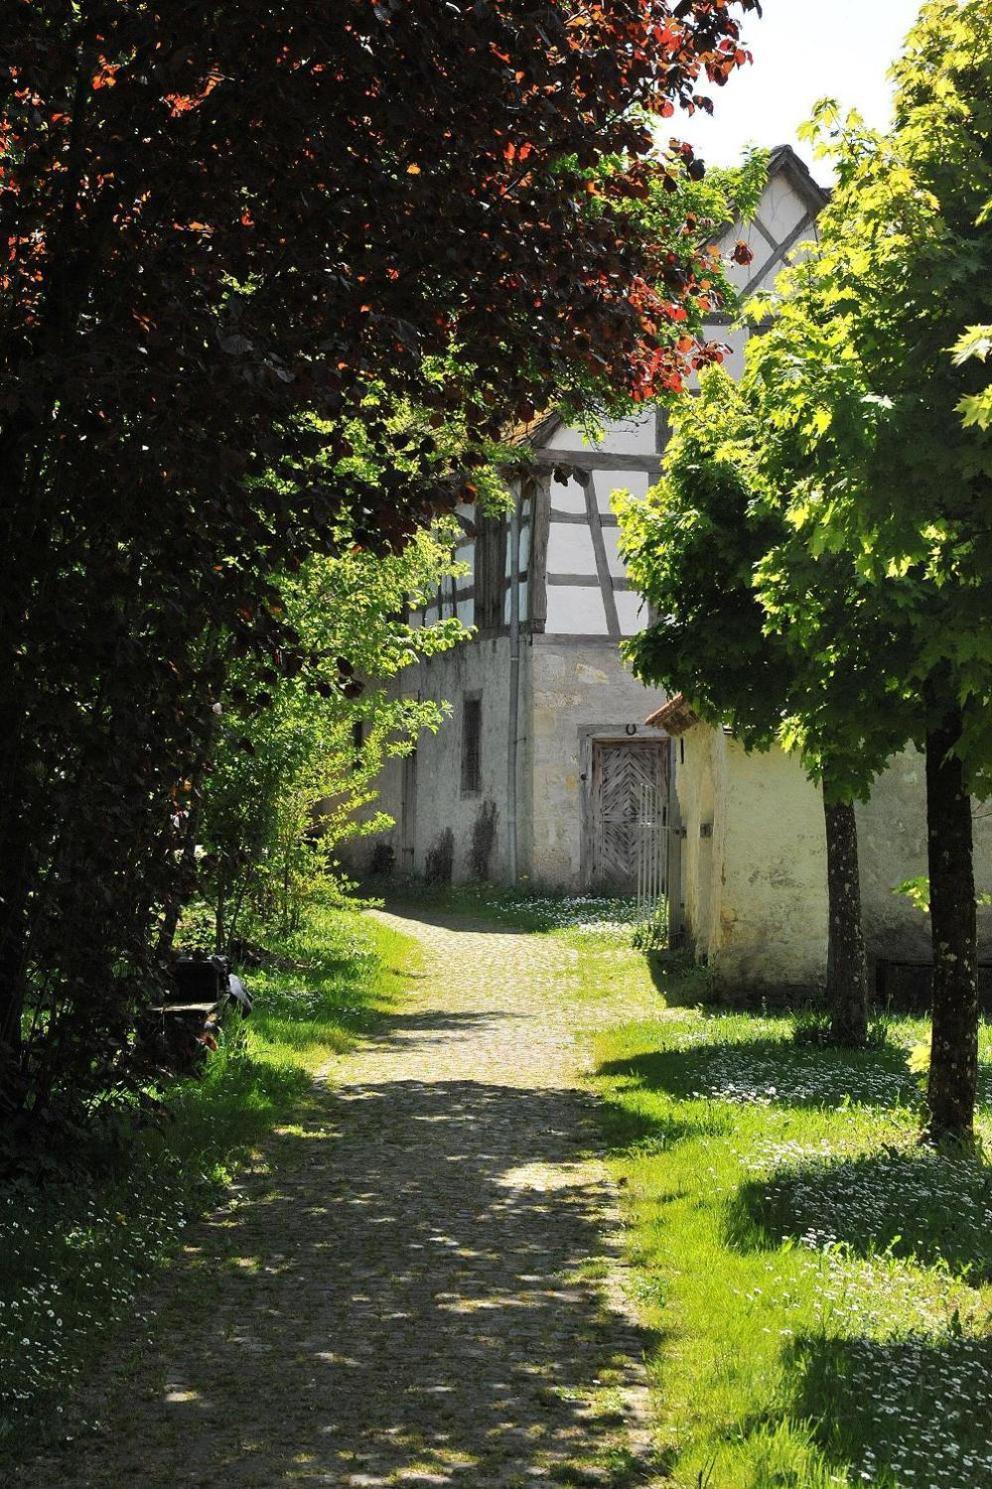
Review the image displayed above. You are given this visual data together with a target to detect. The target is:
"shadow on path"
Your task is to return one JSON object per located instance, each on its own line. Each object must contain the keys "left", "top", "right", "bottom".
{"left": 380, "top": 900, "right": 532, "bottom": 938}
{"left": 17, "top": 924, "right": 653, "bottom": 1489}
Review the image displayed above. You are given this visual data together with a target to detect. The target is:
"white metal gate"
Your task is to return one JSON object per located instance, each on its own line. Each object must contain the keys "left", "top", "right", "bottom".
{"left": 635, "top": 779, "right": 668, "bottom": 914}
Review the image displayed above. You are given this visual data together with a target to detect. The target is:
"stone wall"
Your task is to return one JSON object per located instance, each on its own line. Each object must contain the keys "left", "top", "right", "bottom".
{"left": 338, "top": 634, "right": 527, "bottom": 885}
{"left": 343, "top": 631, "right": 668, "bottom": 892}
{"left": 527, "top": 636, "right": 666, "bottom": 889}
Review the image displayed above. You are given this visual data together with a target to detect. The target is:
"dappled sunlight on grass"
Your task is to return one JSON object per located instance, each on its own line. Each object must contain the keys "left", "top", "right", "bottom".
{"left": 593, "top": 1000, "right": 992, "bottom": 1489}
{"left": 601, "top": 1029, "right": 921, "bottom": 1112}
{"left": 732, "top": 1146, "right": 992, "bottom": 1279}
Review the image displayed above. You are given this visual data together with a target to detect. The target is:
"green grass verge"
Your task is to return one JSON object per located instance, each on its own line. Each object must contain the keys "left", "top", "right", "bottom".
{"left": 378, "top": 878, "right": 651, "bottom": 943}
{"left": 0, "top": 902, "right": 416, "bottom": 1457}
{"left": 593, "top": 990, "right": 992, "bottom": 1489}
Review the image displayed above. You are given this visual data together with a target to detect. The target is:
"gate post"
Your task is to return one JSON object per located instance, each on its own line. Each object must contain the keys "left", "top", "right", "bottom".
{"left": 666, "top": 737, "right": 686, "bottom": 946}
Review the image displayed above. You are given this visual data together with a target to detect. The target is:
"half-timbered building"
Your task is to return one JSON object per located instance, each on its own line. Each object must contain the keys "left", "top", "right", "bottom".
{"left": 352, "top": 147, "right": 829, "bottom": 895}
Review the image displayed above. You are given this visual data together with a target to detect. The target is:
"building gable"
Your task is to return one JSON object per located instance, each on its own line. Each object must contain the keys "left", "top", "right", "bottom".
{"left": 414, "top": 147, "right": 825, "bottom": 642}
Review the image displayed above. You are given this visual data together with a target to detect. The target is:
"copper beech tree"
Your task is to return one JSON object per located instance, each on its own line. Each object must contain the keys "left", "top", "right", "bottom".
{"left": 0, "top": 2, "right": 757, "bottom": 1136}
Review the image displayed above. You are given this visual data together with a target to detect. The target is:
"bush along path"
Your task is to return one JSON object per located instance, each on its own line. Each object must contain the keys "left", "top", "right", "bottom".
{"left": 11, "top": 907, "right": 662, "bottom": 1489}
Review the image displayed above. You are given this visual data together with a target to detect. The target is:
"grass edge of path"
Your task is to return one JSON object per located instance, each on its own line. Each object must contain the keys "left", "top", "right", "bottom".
{"left": 588, "top": 995, "right": 992, "bottom": 1489}
{"left": 0, "top": 903, "right": 421, "bottom": 1464}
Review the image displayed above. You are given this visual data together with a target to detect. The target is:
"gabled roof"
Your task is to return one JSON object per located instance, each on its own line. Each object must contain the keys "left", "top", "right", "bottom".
{"left": 506, "top": 146, "right": 828, "bottom": 458}
{"left": 508, "top": 410, "right": 564, "bottom": 448}
{"left": 765, "top": 143, "right": 831, "bottom": 215}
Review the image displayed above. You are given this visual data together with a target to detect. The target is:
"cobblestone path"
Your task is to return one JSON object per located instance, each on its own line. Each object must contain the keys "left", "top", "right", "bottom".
{"left": 18, "top": 910, "right": 656, "bottom": 1489}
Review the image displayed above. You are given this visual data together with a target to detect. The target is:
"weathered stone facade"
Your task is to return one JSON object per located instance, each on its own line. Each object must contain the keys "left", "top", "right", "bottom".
{"left": 349, "top": 148, "right": 831, "bottom": 901}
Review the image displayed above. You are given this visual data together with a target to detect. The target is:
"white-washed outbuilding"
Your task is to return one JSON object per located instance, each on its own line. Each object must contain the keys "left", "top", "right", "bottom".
{"left": 648, "top": 696, "right": 992, "bottom": 996}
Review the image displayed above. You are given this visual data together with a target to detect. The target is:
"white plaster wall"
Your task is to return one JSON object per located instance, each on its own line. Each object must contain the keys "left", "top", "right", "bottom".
{"left": 674, "top": 734, "right": 992, "bottom": 992}
{"left": 502, "top": 580, "right": 530, "bottom": 625}
{"left": 593, "top": 469, "right": 652, "bottom": 513}
{"left": 545, "top": 585, "right": 609, "bottom": 635}
{"left": 855, "top": 748, "right": 992, "bottom": 963}
{"left": 677, "top": 731, "right": 828, "bottom": 989}
{"left": 757, "top": 172, "right": 808, "bottom": 242}
{"left": 601, "top": 527, "right": 627, "bottom": 579}
{"left": 721, "top": 171, "right": 818, "bottom": 296}
{"left": 695, "top": 324, "right": 749, "bottom": 383}
{"left": 546, "top": 409, "right": 657, "bottom": 455}
{"left": 718, "top": 738, "right": 830, "bottom": 989}
{"left": 334, "top": 749, "right": 406, "bottom": 874}
{"left": 547, "top": 522, "right": 598, "bottom": 574}
{"left": 528, "top": 638, "right": 666, "bottom": 889}
{"left": 338, "top": 636, "right": 527, "bottom": 885}
{"left": 723, "top": 216, "right": 765, "bottom": 294}
{"left": 613, "top": 589, "right": 648, "bottom": 636}
{"left": 549, "top": 473, "right": 588, "bottom": 514}
{"left": 674, "top": 729, "right": 723, "bottom": 963}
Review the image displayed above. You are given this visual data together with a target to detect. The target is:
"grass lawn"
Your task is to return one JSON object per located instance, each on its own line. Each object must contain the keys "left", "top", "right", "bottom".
{"left": 0, "top": 901, "right": 417, "bottom": 1457}
{"left": 591, "top": 958, "right": 992, "bottom": 1489}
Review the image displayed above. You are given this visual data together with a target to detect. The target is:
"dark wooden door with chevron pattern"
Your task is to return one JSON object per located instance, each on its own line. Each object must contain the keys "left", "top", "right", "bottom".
{"left": 588, "top": 740, "right": 669, "bottom": 893}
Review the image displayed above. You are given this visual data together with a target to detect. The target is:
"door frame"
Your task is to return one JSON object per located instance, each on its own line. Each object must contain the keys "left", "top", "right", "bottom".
{"left": 578, "top": 725, "right": 672, "bottom": 893}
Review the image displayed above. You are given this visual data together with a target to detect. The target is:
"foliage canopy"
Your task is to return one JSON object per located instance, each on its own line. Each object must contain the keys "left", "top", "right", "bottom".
{"left": 0, "top": 0, "right": 760, "bottom": 1136}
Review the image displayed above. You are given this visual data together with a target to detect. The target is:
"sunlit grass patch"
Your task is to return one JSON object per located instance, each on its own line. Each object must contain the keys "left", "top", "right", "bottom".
{"left": 593, "top": 1003, "right": 992, "bottom": 1488}
{"left": 385, "top": 879, "right": 655, "bottom": 946}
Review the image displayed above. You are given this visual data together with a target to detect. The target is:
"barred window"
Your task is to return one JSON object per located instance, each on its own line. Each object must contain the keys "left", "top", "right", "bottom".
{"left": 461, "top": 695, "right": 482, "bottom": 795}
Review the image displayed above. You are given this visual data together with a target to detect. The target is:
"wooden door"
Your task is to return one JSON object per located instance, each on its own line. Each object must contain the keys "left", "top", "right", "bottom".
{"left": 588, "top": 740, "right": 668, "bottom": 894}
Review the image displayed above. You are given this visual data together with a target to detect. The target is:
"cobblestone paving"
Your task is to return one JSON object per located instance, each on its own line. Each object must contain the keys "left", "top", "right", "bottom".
{"left": 17, "top": 910, "right": 657, "bottom": 1488}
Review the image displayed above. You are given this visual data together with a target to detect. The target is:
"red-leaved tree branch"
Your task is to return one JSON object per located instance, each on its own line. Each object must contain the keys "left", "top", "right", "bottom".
{"left": 0, "top": 0, "right": 757, "bottom": 1134}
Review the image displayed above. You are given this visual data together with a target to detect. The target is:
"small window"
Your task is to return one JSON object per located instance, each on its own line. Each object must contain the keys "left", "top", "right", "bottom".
{"left": 461, "top": 696, "right": 482, "bottom": 795}
{"left": 475, "top": 513, "right": 507, "bottom": 631}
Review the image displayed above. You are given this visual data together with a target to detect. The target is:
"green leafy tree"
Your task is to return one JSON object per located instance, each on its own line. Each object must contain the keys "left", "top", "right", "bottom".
{"left": 0, "top": 1, "right": 760, "bottom": 1139}
{"left": 729, "top": 1, "right": 992, "bottom": 1140}
{"left": 952, "top": 326, "right": 992, "bottom": 431}
{"left": 198, "top": 522, "right": 468, "bottom": 945}
{"left": 618, "top": 370, "right": 910, "bottom": 1044}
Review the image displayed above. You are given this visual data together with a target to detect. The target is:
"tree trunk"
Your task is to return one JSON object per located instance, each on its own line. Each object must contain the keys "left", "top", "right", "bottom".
{"left": 0, "top": 840, "right": 29, "bottom": 1123}
{"left": 823, "top": 791, "right": 869, "bottom": 1047}
{"left": 157, "top": 814, "right": 200, "bottom": 961}
{"left": 925, "top": 705, "right": 978, "bottom": 1143}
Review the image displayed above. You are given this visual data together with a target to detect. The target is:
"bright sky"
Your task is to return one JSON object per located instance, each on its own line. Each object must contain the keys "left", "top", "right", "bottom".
{"left": 678, "top": 0, "right": 923, "bottom": 181}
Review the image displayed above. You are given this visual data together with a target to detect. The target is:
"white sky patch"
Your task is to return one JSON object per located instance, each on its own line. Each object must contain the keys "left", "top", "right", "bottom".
{"left": 671, "top": 0, "right": 922, "bottom": 178}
